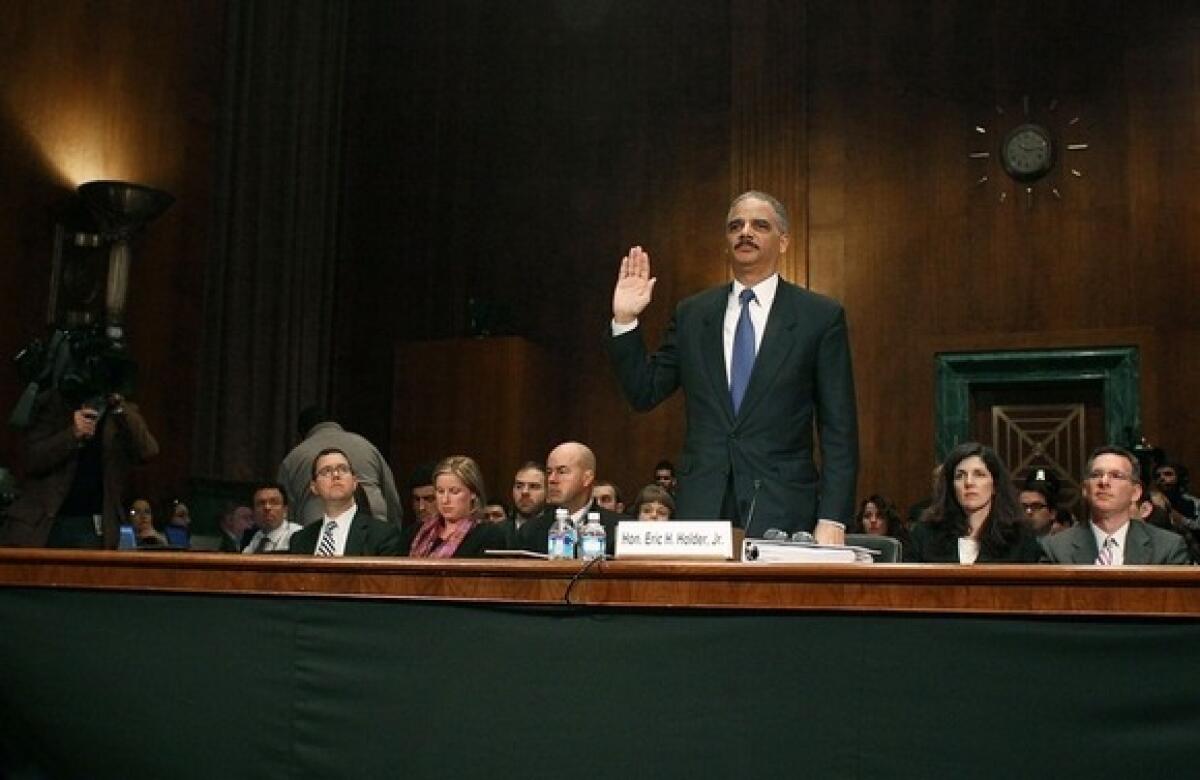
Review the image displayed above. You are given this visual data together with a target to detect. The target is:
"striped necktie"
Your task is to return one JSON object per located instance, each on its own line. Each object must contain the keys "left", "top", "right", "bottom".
{"left": 730, "top": 288, "right": 757, "bottom": 415}
{"left": 316, "top": 521, "right": 338, "bottom": 557}
{"left": 1095, "top": 535, "right": 1116, "bottom": 566}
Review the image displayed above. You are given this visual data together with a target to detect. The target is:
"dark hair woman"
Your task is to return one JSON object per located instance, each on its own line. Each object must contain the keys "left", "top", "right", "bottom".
{"left": 909, "top": 442, "right": 1042, "bottom": 563}
{"left": 854, "top": 493, "right": 912, "bottom": 557}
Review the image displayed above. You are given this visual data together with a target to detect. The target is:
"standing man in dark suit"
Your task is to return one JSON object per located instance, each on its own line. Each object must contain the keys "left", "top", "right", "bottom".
{"left": 607, "top": 191, "right": 858, "bottom": 544}
{"left": 288, "top": 448, "right": 402, "bottom": 556}
{"left": 1041, "top": 446, "right": 1190, "bottom": 565}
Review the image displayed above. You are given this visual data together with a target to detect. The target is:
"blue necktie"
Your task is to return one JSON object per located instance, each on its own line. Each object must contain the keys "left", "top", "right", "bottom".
{"left": 730, "top": 288, "right": 757, "bottom": 414}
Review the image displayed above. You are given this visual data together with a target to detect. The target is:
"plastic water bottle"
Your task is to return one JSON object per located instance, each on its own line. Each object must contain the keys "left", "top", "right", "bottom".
{"left": 548, "top": 508, "right": 577, "bottom": 559}
{"left": 580, "top": 511, "right": 606, "bottom": 560}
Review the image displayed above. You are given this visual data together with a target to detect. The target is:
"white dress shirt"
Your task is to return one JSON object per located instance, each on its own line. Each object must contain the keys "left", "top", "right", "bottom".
{"left": 1090, "top": 519, "right": 1130, "bottom": 565}
{"left": 722, "top": 274, "right": 778, "bottom": 387}
{"left": 243, "top": 520, "right": 304, "bottom": 554}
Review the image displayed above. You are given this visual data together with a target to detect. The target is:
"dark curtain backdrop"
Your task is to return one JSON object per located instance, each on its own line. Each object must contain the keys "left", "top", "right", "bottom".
{"left": 193, "top": 0, "right": 348, "bottom": 480}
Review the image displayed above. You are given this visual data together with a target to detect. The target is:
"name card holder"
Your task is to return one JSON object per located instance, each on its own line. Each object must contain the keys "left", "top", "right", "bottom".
{"left": 614, "top": 520, "right": 734, "bottom": 560}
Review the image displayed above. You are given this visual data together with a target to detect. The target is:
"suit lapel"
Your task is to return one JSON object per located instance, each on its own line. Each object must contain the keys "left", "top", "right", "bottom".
{"left": 1071, "top": 525, "right": 1099, "bottom": 564}
{"left": 1123, "top": 521, "right": 1152, "bottom": 565}
{"left": 344, "top": 513, "right": 365, "bottom": 556}
{"left": 700, "top": 286, "right": 736, "bottom": 424}
{"left": 736, "top": 281, "right": 799, "bottom": 421}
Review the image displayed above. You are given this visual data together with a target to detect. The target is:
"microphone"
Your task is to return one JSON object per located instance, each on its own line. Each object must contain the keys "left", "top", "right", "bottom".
{"left": 743, "top": 478, "right": 763, "bottom": 538}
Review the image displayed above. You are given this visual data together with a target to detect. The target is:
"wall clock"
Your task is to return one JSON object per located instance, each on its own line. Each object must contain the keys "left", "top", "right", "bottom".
{"left": 968, "top": 96, "right": 1090, "bottom": 210}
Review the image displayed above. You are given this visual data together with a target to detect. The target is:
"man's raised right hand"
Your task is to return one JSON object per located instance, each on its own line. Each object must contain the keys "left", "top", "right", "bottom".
{"left": 612, "top": 245, "right": 657, "bottom": 325}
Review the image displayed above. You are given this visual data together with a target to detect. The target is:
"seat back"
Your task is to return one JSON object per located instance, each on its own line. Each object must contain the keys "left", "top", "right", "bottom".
{"left": 845, "top": 533, "right": 902, "bottom": 563}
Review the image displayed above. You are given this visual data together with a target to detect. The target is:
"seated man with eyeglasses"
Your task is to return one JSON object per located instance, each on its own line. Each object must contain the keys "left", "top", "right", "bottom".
{"left": 287, "top": 447, "right": 402, "bottom": 556}
{"left": 1040, "top": 446, "right": 1190, "bottom": 565}
{"left": 1019, "top": 468, "right": 1070, "bottom": 537}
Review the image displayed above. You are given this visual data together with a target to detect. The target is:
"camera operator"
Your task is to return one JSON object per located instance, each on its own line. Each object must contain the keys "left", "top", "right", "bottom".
{"left": 0, "top": 389, "right": 158, "bottom": 549}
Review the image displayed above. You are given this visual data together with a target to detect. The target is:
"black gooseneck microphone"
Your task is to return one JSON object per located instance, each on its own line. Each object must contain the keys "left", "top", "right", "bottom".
{"left": 742, "top": 478, "right": 763, "bottom": 539}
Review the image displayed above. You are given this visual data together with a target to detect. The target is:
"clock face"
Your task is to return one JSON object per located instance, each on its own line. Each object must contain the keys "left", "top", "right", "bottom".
{"left": 1001, "top": 123, "right": 1054, "bottom": 181}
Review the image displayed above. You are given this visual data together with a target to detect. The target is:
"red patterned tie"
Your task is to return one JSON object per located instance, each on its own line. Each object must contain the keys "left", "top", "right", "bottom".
{"left": 1095, "top": 536, "right": 1116, "bottom": 566}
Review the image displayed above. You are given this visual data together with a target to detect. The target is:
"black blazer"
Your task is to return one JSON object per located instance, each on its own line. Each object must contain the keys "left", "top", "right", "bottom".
{"left": 607, "top": 279, "right": 859, "bottom": 532}
{"left": 287, "top": 510, "right": 402, "bottom": 556}
{"left": 516, "top": 503, "right": 621, "bottom": 556}
{"left": 399, "top": 519, "right": 508, "bottom": 558}
{"left": 908, "top": 520, "right": 1042, "bottom": 563}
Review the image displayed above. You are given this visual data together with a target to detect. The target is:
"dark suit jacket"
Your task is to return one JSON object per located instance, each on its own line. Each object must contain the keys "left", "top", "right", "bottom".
{"left": 907, "top": 520, "right": 1043, "bottom": 563}
{"left": 1040, "top": 520, "right": 1191, "bottom": 565}
{"left": 516, "top": 503, "right": 621, "bottom": 556}
{"left": 287, "top": 510, "right": 402, "bottom": 556}
{"left": 607, "top": 279, "right": 858, "bottom": 532}
{"left": 399, "top": 518, "right": 508, "bottom": 558}
{"left": 0, "top": 390, "right": 158, "bottom": 549}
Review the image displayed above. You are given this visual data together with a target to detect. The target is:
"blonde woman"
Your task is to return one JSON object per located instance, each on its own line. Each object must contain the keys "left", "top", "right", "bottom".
{"left": 403, "top": 455, "right": 507, "bottom": 558}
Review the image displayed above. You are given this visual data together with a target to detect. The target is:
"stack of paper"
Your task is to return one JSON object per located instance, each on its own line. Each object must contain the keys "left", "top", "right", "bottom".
{"left": 742, "top": 539, "right": 874, "bottom": 564}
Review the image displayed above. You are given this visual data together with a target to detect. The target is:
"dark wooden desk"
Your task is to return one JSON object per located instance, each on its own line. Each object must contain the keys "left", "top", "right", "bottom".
{"left": 1, "top": 551, "right": 1197, "bottom": 779}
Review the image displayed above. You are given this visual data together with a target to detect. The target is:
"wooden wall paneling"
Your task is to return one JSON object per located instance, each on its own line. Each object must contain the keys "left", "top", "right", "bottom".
{"left": 730, "top": 0, "right": 808, "bottom": 285}
{"left": 392, "top": 337, "right": 552, "bottom": 513}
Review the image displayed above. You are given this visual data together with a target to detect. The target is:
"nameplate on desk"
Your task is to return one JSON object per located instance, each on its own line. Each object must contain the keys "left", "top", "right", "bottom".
{"left": 614, "top": 521, "right": 733, "bottom": 560}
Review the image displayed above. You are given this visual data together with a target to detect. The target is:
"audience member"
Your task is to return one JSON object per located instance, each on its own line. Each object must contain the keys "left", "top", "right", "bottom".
{"left": 288, "top": 448, "right": 402, "bottom": 556}
{"left": 1137, "top": 489, "right": 1174, "bottom": 531}
{"left": 1042, "top": 446, "right": 1190, "bottom": 565}
{"left": 592, "top": 480, "right": 625, "bottom": 515}
{"left": 632, "top": 484, "right": 674, "bottom": 520}
{"left": 653, "top": 460, "right": 677, "bottom": 495}
{"left": 1153, "top": 461, "right": 1200, "bottom": 521}
{"left": 906, "top": 465, "right": 942, "bottom": 529}
{"left": 854, "top": 494, "right": 911, "bottom": 555}
{"left": 163, "top": 498, "right": 191, "bottom": 547}
{"left": 1048, "top": 510, "right": 1075, "bottom": 535}
{"left": 243, "top": 482, "right": 303, "bottom": 554}
{"left": 517, "top": 442, "right": 620, "bottom": 555}
{"left": 129, "top": 498, "right": 168, "bottom": 547}
{"left": 498, "top": 461, "right": 546, "bottom": 547}
{"left": 167, "top": 500, "right": 191, "bottom": 531}
{"left": 909, "top": 442, "right": 1041, "bottom": 563}
{"left": 217, "top": 503, "right": 254, "bottom": 552}
{"left": 277, "top": 406, "right": 403, "bottom": 526}
{"left": 1019, "top": 468, "right": 1061, "bottom": 538}
{"left": 0, "top": 390, "right": 158, "bottom": 549}
{"left": 402, "top": 456, "right": 506, "bottom": 558}
{"left": 407, "top": 462, "right": 438, "bottom": 529}
{"left": 482, "top": 503, "right": 507, "bottom": 523}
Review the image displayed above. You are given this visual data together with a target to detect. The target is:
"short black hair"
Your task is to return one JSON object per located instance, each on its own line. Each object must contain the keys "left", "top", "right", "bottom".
{"left": 251, "top": 481, "right": 289, "bottom": 505}
{"left": 654, "top": 460, "right": 675, "bottom": 474}
{"left": 311, "top": 447, "right": 353, "bottom": 480}
{"left": 407, "top": 461, "right": 437, "bottom": 491}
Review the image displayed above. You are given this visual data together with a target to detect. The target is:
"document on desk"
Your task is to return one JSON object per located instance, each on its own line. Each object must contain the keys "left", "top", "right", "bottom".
{"left": 742, "top": 539, "right": 872, "bottom": 564}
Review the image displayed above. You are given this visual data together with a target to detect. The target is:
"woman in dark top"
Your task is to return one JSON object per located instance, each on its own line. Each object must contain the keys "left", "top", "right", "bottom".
{"left": 401, "top": 455, "right": 506, "bottom": 558}
{"left": 854, "top": 493, "right": 912, "bottom": 558}
{"left": 909, "top": 442, "right": 1042, "bottom": 563}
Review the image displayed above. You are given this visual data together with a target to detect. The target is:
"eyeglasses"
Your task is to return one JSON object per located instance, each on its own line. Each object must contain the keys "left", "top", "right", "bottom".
{"left": 315, "top": 464, "right": 352, "bottom": 479}
{"left": 1085, "top": 470, "right": 1133, "bottom": 483}
{"left": 1021, "top": 502, "right": 1048, "bottom": 514}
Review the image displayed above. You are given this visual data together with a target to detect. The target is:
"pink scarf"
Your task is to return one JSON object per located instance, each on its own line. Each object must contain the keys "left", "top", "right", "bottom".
{"left": 408, "top": 516, "right": 477, "bottom": 559}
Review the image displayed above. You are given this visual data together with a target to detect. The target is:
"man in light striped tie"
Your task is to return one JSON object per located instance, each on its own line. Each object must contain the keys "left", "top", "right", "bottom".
{"left": 286, "top": 448, "right": 402, "bottom": 557}
{"left": 1041, "top": 446, "right": 1190, "bottom": 565}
